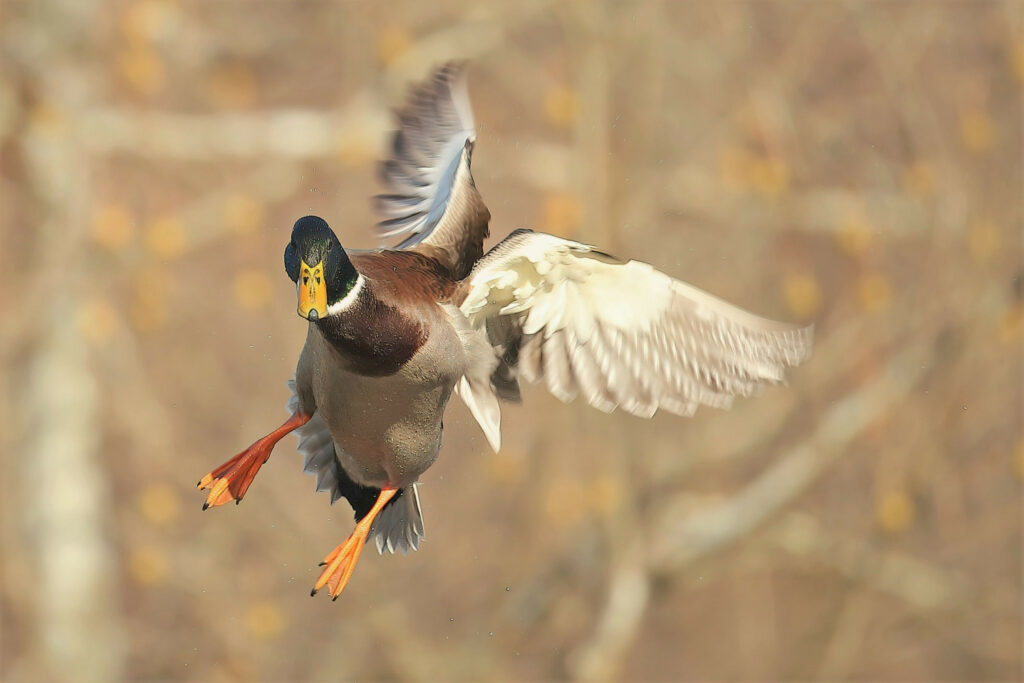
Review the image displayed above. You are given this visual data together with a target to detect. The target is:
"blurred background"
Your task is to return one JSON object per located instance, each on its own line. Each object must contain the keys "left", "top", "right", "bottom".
{"left": 1, "top": 1, "right": 1021, "bottom": 680}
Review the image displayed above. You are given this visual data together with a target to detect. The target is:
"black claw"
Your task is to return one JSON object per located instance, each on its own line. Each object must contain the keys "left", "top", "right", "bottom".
{"left": 310, "top": 588, "right": 317, "bottom": 597}
{"left": 196, "top": 480, "right": 202, "bottom": 487}
{"left": 235, "top": 499, "right": 241, "bottom": 505}
{"left": 332, "top": 595, "right": 339, "bottom": 602}
{"left": 318, "top": 561, "right": 326, "bottom": 567}
{"left": 202, "top": 502, "right": 209, "bottom": 511}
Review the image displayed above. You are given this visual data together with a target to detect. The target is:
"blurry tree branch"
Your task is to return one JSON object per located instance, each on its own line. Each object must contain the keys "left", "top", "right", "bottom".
{"left": 764, "top": 511, "right": 965, "bottom": 612}
{"left": 79, "top": 106, "right": 384, "bottom": 160}
{"left": 569, "top": 327, "right": 944, "bottom": 680}
{"left": 650, "top": 335, "right": 936, "bottom": 572}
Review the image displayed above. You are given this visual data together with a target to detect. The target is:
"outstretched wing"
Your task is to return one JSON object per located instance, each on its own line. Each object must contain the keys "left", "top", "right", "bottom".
{"left": 374, "top": 62, "right": 490, "bottom": 279}
{"left": 456, "top": 230, "right": 813, "bottom": 424}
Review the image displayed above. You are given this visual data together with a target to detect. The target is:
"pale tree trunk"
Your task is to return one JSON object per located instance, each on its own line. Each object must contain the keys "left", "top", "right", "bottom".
{"left": 11, "top": 0, "right": 124, "bottom": 680}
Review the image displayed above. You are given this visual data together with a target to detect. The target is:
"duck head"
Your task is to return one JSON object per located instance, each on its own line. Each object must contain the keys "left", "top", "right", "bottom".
{"left": 284, "top": 215, "right": 359, "bottom": 320}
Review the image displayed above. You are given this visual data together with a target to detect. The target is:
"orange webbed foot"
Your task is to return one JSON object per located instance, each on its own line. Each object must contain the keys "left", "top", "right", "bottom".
{"left": 311, "top": 487, "right": 397, "bottom": 600}
{"left": 197, "top": 444, "right": 269, "bottom": 509}
{"left": 197, "top": 412, "right": 310, "bottom": 510}
{"left": 311, "top": 528, "right": 368, "bottom": 600}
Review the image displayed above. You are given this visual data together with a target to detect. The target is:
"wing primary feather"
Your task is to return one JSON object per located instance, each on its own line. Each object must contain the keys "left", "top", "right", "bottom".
{"left": 374, "top": 63, "right": 489, "bottom": 277}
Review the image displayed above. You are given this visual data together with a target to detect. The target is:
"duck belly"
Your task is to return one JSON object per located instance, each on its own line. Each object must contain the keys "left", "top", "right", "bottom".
{"left": 310, "top": 322, "right": 466, "bottom": 489}
{"left": 318, "top": 371, "right": 452, "bottom": 488}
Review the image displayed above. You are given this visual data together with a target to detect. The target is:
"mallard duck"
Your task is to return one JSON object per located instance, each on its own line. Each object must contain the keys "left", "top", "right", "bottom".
{"left": 197, "top": 63, "right": 813, "bottom": 600}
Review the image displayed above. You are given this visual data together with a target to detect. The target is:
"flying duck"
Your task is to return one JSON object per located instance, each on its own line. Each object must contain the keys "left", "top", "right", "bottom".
{"left": 197, "top": 63, "right": 813, "bottom": 600}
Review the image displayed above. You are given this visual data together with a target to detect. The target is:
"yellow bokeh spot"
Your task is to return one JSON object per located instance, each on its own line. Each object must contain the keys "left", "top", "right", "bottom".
{"left": 120, "top": 0, "right": 176, "bottom": 44}
{"left": 748, "top": 157, "right": 790, "bottom": 199}
{"left": 782, "top": 272, "right": 822, "bottom": 319}
{"left": 717, "top": 147, "right": 788, "bottom": 198}
{"left": 487, "top": 451, "right": 525, "bottom": 484}
{"left": 544, "top": 85, "right": 579, "bottom": 128}
{"left": 77, "top": 298, "right": 119, "bottom": 345}
{"left": 28, "top": 101, "right": 66, "bottom": 135}
{"left": 543, "top": 480, "right": 587, "bottom": 528}
{"left": 131, "top": 267, "right": 169, "bottom": 332}
{"left": 92, "top": 204, "right": 136, "bottom": 251}
{"left": 967, "top": 220, "right": 999, "bottom": 265}
{"left": 146, "top": 216, "right": 186, "bottom": 259}
{"left": 234, "top": 269, "right": 273, "bottom": 311}
{"left": 131, "top": 299, "right": 166, "bottom": 332}
{"left": 207, "top": 62, "right": 257, "bottom": 109}
{"left": 718, "top": 147, "right": 750, "bottom": 190}
{"left": 836, "top": 215, "right": 874, "bottom": 258}
{"left": 960, "top": 110, "right": 995, "bottom": 152}
{"left": 377, "top": 26, "right": 411, "bottom": 66}
{"left": 1013, "top": 41, "right": 1024, "bottom": 84}
{"left": 542, "top": 192, "right": 582, "bottom": 238}
{"left": 130, "top": 546, "right": 168, "bottom": 586}
{"left": 223, "top": 194, "right": 265, "bottom": 235}
{"left": 876, "top": 490, "right": 914, "bottom": 534}
{"left": 902, "top": 161, "right": 934, "bottom": 197}
{"left": 244, "top": 601, "right": 285, "bottom": 640}
{"left": 587, "top": 475, "right": 623, "bottom": 517}
{"left": 138, "top": 483, "right": 180, "bottom": 525}
{"left": 117, "top": 44, "right": 166, "bottom": 96}
{"left": 856, "top": 272, "right": 892, "bottom": 313}
{"left": 999, "top": 305, "right": 1023, "bottom": 345}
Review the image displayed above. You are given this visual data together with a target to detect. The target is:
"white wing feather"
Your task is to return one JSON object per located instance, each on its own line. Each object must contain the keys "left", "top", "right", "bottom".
{"left": 457, "top": 230, "right": 813, "bottom": 426}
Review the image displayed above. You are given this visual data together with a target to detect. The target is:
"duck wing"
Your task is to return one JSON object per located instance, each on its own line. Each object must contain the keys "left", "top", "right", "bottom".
{"left": 374, "top": 62, "right": 490, "bottom": 280}
{"left": 453, "top": 230, "right": 813, "bottom": 446}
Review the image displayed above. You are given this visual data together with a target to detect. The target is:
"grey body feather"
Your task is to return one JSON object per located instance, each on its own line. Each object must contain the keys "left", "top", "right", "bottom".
{"left": 287, "top": 377, "right": 427, "bottom": 555}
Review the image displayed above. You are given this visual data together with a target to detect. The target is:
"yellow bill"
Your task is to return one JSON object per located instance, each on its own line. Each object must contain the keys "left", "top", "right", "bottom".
{"left": 297, "top": 259, "right": 327, "bottom": 320}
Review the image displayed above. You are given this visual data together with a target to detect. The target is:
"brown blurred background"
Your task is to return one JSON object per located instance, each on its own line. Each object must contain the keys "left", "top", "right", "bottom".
{"left": 1, "top": 1, "right": 1021, "bottom": 681}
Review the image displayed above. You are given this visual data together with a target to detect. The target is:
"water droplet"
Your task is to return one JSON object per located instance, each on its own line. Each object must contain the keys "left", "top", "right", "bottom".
{"left": 505, "top": 586, "right": 510, "bottom": 592}
{"left": 488, "top": 632, "right": 494, "bottom": 637}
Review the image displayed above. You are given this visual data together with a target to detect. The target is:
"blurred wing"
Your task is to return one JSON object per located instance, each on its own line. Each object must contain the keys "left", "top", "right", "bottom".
{"left": 458, "top": 230, "right": 813, "bottom": 418}
{"left": 375, "top": 62, "right": 490, "bottom": 279}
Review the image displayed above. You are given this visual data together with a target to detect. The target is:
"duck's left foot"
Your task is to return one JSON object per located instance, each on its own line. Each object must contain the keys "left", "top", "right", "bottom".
{"left": 197, "top": 412, "right": 310, "bottom": 509}
{"left": 311, "top": 487, "right": 397, "bottom": 600}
